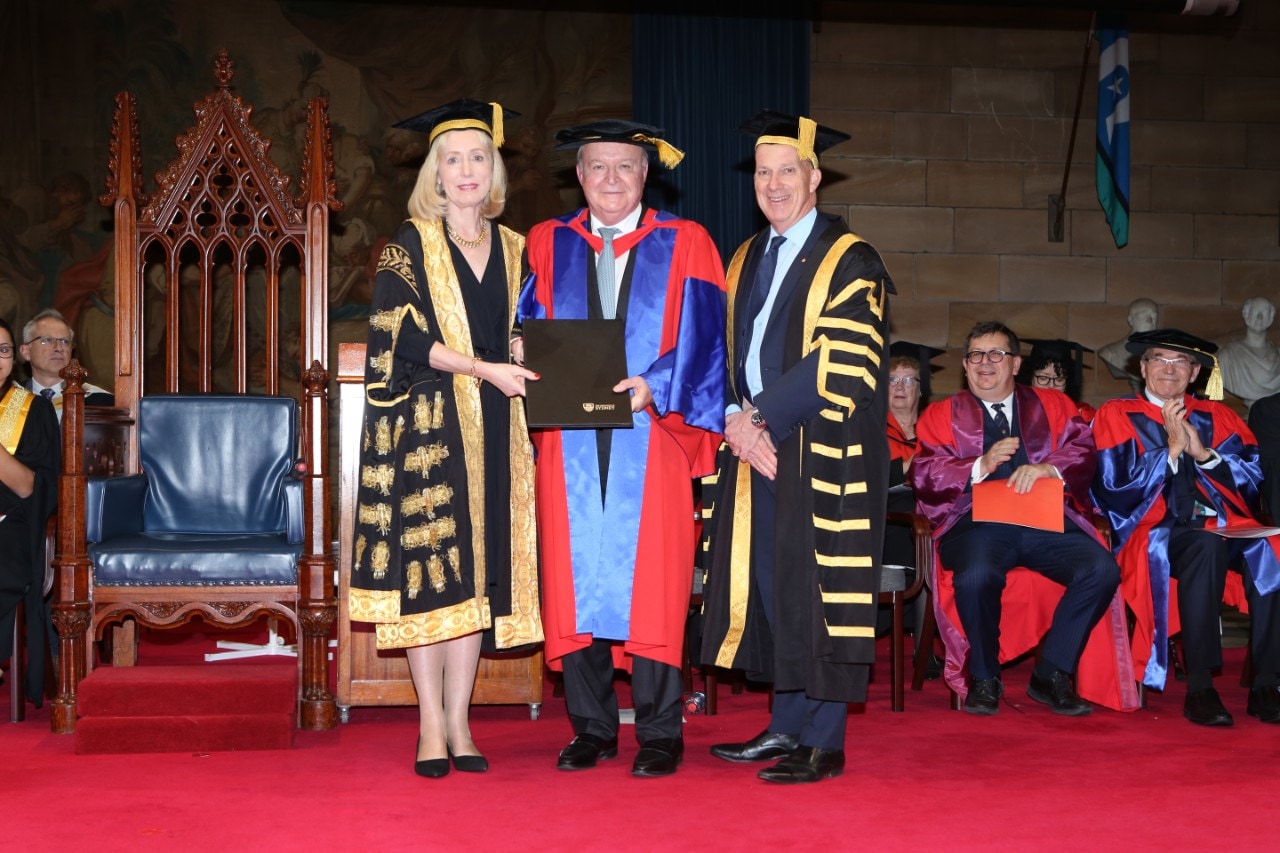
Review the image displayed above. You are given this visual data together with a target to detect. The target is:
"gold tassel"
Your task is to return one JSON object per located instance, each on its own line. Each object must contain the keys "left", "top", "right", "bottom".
{"left": 1205, "top": 355, "right": 1224, "bottom": 401}
{"left": 632, "top": 134, "right": 684, "bottom": 169}
{"left": 797, "top": 115, "right": 817, "bottom": 166}
{"left": 489, "top": 101, "right": 504, "bottom": 148}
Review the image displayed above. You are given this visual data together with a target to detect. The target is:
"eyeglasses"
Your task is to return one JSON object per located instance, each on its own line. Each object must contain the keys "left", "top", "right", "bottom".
{"left": 1033, "top": 373, "right": 1067, "bottom": 388}
{"left": 965, "top": 349, "right": 1012, "bottom": 365}
{"left": 1143, "top": 355, "right": 1194, "bottom": 370}
{"left": 888, "top": 375, "right": 919, "bottom": 387}
{"left": 27, "top": 335, "right": 72, "bottom": 349}
{"left": 0, "top": 344, "right": 13, "bottom": 359}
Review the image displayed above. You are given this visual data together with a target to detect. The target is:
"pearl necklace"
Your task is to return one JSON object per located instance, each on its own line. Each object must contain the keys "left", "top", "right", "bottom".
{"left": 446, "top": 219, "right": 488, "bottom": 249}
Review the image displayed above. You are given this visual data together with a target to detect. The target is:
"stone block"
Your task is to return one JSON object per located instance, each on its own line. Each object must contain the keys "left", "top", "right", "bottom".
{"left": 1149, "top": 167, "right": 1280, "bottom": 215}
{"left": 1134, "top": 74, "right": 1207, "bottom": 122}
{"left": 887, "top": 299, "right": 951, "bottom": 355}
{"left": 1195, "top": 215, "right": 1280, "bottom": 260}
{"left": 847, "top": 205, "right": 954, "bottom": 254}
{"left": 950, "top": 67, "right": 1056, "bottom": 116}
{"left": 1248, "top": 124, "right": 1280, "bottom": 170}
{"left": 1161, "top": 305, "right": 1246, "bottom": 344}
{"left": 1156, "top": 31, "right": 1280, "bottom": 78}
{"left": 927, "top": 161, "right": 1023, "bottom": 208}
{"left": 1106, "top": 258, "right": 1224, "bottom": 305}
{"left": 822, "top": 158, "right": 927, "bottom": 206}
{"left": 968, "top": 115, "right": 1093, "bottom": 164}
{"left": 1000, "top": 255, "right": 1106, "bottom": 302}
{"left": 814, "top": 22, "right": 993, "bottom": 67}
{"left": 882, "top": 252, "right": 915, "bottom": 297}
{"left": 915, "top": 254, "right": 1000, "bottom": 302}
{"left": 1022, "top": 162, "right": 1110, "bottom": 211}
{"left": 1204, "top": 77, "right": 1280, "bottom": 123}
{"left": 1133, "top": 121, "right": 1248, "bottom": 168}
{"left": 1223, "top": 260, "right": 1280, "bottom": 304}
{"left": 811, "top": 109, "right": 894, "bottom": 158}
{"left": 948, "top": 302, "right": 1069, "bottom": 348}
{"left": 812, "top": 62, "right": 950, "bottom": 113}
{"left": 894, "top": 113, "right": 969, "bottom": 160}
{"left": 955, "top": 209, "right": 1069, "bottom": 255}
{"left": 1069, "top": 210, "right": 1194, "bottom": 258}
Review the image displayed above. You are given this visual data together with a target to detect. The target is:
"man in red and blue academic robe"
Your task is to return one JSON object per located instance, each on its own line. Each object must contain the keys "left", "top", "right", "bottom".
{"left": 912, "top": 321, "right": 1137, "bottom": 716}
{"left": 518, "top": 120, "right": 726, "bottom": 777}
{"left": 1092, "top": 328, "right": 1280, "bottom": 726}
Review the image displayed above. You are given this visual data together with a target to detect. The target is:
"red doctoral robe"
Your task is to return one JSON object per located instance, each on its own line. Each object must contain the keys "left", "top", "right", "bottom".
{"left": 911, "top": 385, "right": 1139, "bottom": 711}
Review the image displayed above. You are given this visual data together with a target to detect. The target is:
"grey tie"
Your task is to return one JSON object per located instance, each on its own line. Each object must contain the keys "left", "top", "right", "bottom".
{"left": 597, "top": 227, "right": 621, "bottom": 320}
{"left": 41, "top": 388, "right": 55, "bottom": 400}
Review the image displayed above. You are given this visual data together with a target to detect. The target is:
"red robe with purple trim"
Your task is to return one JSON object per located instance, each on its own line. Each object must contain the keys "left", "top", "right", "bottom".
{"left": 912, "top": 385, "right": 1139, "bottom": 711}
{"left": 521, "top": 209, "right": 725, "bottom": 669}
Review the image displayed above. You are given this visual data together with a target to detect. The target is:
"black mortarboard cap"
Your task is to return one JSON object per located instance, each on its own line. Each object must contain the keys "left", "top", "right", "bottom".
{"left": 1125, "top": 328, "right": 1223, "bottom": 400}
{"left": 737, "top": 109, "right": 851, "bottom": 167}
{"left": 554, "top": 119, "right": 684, "bottom": 169}
{"left": 888, "top": 339, "right": 945, "bottom": 401}
{"left": 1020, "top": 338, "right": 1093, "bottom": 394}
{"left": 393, "top": 98, "right": 518, "bottom": 147}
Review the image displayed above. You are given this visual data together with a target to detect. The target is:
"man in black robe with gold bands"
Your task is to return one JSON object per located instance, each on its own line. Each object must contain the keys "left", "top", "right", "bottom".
{"left": 701, "top": 111, "right": 894, "bottom": 784}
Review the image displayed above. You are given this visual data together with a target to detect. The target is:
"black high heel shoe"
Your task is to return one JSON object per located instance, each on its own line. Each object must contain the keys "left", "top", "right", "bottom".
{"left": 415, "top": 738, "right": 450, "bottom": 778}
{"left": 449, "top": 746, "right": 489, "bottom": 773}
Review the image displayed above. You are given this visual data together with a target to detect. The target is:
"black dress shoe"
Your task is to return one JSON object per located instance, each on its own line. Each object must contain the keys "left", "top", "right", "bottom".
{"left": 1026, "top": 670, "right": 1093, "bottom": 716}
{"left": 556, "top": 733, "right": 619, "bottom": 770}
{"left": 450, "top": 752, "right": 489, "bottom": 773}
{"left": 964, "top": 677, "right": 1003, "bottom": 715}
{"left": 709, "top": 730, "right": 799, "bottom": 763}
{"left": 757, "top": 746, "right": 845, "bottom": 784}
{"left": 1247, "top": 685, "right": 1280, "bottom": 724}
{"left": 1184, "top": 687, "right": 1234, "bottom": 727}
{"left": 631, "top": 737, "right": 684, "bottom": 777}
{"left": 415, "top": 737, "right": 450, "bottom": 778}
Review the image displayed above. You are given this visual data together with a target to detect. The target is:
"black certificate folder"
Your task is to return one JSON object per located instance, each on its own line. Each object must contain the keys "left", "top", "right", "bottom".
{"left": 523, "top": 319, "right": 633, "bottom": 428}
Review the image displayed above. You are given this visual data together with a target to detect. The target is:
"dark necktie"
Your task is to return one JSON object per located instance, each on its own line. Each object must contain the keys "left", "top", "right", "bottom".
{"left": 41, "top": 388, "right": 55, "bottom": 400}
{"left": 991, "top": 402, "right": 1010, "bottom": 438}
{"left": 745, "top": 235, "right": 787, "bottom": 325}
{"left": 597, "top": 227, "right": 620, "bottom": 320}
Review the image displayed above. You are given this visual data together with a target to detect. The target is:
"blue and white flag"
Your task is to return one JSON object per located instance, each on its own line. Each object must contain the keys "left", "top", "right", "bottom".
{"left": 1096, "top": 23, "right": 1130, "bottom": 248}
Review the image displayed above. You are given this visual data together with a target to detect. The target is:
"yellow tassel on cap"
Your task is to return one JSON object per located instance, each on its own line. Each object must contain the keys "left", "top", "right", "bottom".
{"left": 630, "top": 134, "right": 684, "bottom": 169}
{"left": 756, "top": 115, "right": 820, "bottom": 168}
{"left": 1205, "top": 356, "right": 1224, "bottom": 401}
{"left": 489, "top": 101, "right": 504, "bottom": 148}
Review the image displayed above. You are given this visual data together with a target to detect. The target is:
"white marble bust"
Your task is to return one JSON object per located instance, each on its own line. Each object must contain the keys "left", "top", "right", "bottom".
{"left": 1217, "top": 296, "right": 1280, "bottom": 410}
{"left": 1098, "top": 298, "right": 1158, "bottom": 393}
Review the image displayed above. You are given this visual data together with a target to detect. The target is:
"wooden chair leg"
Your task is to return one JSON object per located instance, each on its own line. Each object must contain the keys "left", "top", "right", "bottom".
{"left": 9, "top": 600, "right": 25, "bottom": 723}
{"left": 891, "top": 591, "right": 905, "bottom": 712}
{"left": 112, "top": 619, "right": 138, "bottom": 667}
{"left": 912, "top": 588, "right": 936, "bottom": 692}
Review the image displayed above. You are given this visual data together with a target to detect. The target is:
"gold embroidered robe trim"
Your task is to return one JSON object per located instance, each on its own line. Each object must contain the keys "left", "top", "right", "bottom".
{"left": 0, "top": 385, "right": 35, "bottom": 454}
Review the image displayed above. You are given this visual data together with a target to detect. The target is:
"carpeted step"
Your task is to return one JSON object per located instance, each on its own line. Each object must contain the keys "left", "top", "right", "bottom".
{"left": 75, "top": 713, "right": 295, "bottom": 754}
{"left": 75, "top": 664, "right": 297, "bottom": 754}
{"left": 78, "top": 664, "right": 296, "bottom": 717}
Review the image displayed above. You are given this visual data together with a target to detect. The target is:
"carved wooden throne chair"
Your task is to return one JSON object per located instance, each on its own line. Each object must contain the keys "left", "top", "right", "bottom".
{"left": 51, "top": 51, "right": 340, "bottom": 733}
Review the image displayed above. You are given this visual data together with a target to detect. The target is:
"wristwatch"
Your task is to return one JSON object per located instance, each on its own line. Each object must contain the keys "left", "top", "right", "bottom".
{"left": 749, "top": 407, "right": 767, "bottom": 429}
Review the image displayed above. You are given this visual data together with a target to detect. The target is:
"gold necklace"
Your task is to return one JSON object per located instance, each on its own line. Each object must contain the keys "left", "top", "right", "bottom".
{"left": 446, "top": 219, "right": 488, "bottom": 249}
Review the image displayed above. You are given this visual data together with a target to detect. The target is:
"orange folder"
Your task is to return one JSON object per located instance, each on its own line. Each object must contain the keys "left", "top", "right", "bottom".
{"left": 971, "top": 476, "right": 1065, "bottom": 532}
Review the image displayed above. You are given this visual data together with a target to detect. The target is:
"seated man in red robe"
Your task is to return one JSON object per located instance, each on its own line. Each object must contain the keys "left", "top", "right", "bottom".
{"left": 912, "top": 320, "right": 1135, "bottom": 716}
{"left": 1092, "top": 328, "right": 1280, "bottom": 726}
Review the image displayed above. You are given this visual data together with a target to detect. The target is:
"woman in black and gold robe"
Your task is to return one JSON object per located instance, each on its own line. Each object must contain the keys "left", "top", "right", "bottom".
{"left": 0, "top": 316, "right": 60, "bottom": 707}
{"left": 349, "top": 101, "right": 540, "bottom": 777}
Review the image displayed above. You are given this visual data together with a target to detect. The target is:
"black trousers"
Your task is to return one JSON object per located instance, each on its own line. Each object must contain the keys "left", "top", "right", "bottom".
{"left": 1169, "top": 526, "right": 1280, "bottom": 687}
{"left": 560, "top": 638, "right": 683, "bottom": 744}
{"left": 939, "top": 518, "right": 1120, "bottom": 681}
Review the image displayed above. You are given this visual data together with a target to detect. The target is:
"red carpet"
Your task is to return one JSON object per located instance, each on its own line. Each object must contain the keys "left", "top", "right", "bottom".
{"left": 4, "top": 628, "right": 1277, "bottom": 850}
{"left": 74, "top": 664, "right": 297, "bottom": 754}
